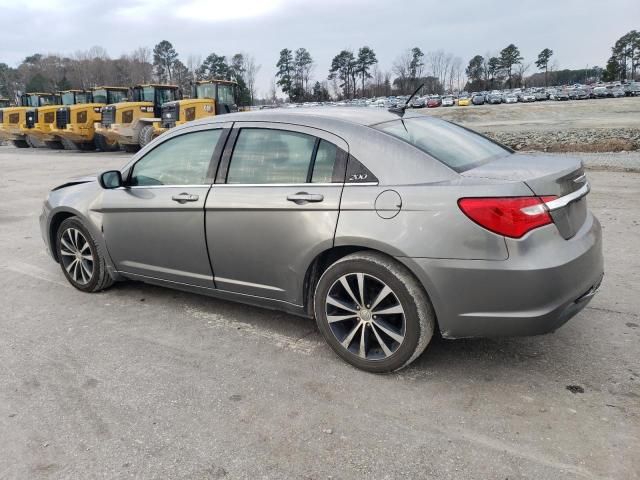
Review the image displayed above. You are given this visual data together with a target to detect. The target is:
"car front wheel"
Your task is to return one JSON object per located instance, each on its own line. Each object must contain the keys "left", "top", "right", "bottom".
{"left": 314, "top": 252, "right": 435, "bottom": 373}
{"left": 56, "top": 217, "right": 114, "bottom": 292}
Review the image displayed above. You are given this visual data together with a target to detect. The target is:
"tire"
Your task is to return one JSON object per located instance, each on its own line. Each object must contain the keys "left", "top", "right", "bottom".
{"left": 55, "top": 217, "right": 114, "bottom": 293}
{"left": 94, "top": 133, "right": 119, "bottom": 152}
{"left": 314, "top": 252, "right": 435, "bottom": 373}
{"left": 122, "top": 144, "right": 140, "bottom": 153}
{"left": 44, "top": 141, "right": 64, "bottom": 150}
{"left": 12, "top": 139, "right": 30, "bottom": 148}
{"left": 138, "top": 125, "right": 155, "bottom": 148}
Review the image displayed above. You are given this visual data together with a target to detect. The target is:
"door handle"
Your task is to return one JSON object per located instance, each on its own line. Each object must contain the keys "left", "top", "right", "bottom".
{"left": 172, "top": 192, "right": 199, "bottom": 203}
{"left": 286, "top": 192, "right": 324, "bottom": 204}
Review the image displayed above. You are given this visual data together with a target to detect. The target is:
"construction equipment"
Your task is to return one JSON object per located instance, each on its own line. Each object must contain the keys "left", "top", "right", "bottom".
{"left": 95, "top": 84, "right": 181, "bottom": 152}
{"left": 147, "top": 79, "right": 239, "bottom": 145}
{"left": 23, "top": 90, "right": 94, "bottom": 149}
{"left": 55, "top": 86, "right": 129, "bottom": 151}
{"left": 0, "top": 93, "right": 58, "bottom": 148}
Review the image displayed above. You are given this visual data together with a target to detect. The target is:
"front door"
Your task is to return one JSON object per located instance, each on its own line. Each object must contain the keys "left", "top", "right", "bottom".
{"left": 100, "top": 125, "right": 229, "bottom": 287}
{"left": 205, "top": 123, "right": 348, "bottom": 305}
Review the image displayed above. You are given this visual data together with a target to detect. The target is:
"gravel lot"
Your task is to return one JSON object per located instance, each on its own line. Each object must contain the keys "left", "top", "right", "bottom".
{"left": 416, "top": 97, "right": 640, "bottom": 153}
{"left": 1, "top": 146, "right": 639, "bottom": 479}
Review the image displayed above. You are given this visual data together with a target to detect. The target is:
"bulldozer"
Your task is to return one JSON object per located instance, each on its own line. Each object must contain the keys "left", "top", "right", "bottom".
{"left": 55, "top": 86, "right": 129, "bottom": 151}
{"left": 148, "top": 79, "right": 239, "bottom": 144}
{"left": 23, "top": 90, "right": 94, "bottom": 149}
{"left": 95, "top": 84, "right": 181, "bottom": 153}
{"left": 0, "top": 93, "right": 59, "bottom": 148}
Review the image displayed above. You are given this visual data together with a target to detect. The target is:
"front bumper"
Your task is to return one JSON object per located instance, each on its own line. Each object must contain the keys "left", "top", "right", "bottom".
{"left": 95, "top": 123, "right": 136, "bottom": 145}
{"left": 400, "top": 213, "right": 604, "bottom": 338}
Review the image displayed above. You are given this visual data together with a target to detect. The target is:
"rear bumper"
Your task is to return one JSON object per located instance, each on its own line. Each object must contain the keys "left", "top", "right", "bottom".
{"left": 400, "top": 213, "right": 604, "bottom": 338}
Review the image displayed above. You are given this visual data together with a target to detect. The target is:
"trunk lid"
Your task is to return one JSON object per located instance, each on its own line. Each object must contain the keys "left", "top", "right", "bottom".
{"left": 462, "top": 154, "right": 588, "bottom": 239}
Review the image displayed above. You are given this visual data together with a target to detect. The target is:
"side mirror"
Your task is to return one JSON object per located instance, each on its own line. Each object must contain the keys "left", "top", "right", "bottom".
{"left": 99, "top": 170, "right": 123, "bottom": 189}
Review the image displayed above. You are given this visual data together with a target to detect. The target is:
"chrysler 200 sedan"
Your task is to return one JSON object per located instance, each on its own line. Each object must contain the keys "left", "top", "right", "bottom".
{"left": 39, "top": 109, "right": 604, "bottom": 372}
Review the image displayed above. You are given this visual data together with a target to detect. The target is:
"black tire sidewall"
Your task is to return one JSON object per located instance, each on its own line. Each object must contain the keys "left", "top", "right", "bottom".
{"left": 56, "top": 218, "right": 101, "bottom": 292}
{"left": 314, "top": 257, "right": 421, "bottom": 373}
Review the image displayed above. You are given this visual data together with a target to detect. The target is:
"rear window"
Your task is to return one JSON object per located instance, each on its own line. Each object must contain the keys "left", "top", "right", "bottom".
{"left": 372, "top": 117, "right": 510, "bottom": 173}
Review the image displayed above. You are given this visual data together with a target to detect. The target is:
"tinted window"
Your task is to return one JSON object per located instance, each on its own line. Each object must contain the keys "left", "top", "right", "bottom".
{"left": 131, "top": 130, "right": 220, "bottom": 186}
{"left": 312, "top": 140, "right": 338, "bottom": 183}
{"left": 373, "top": 117, "right": 510, "bottom": 172}
{"left": 227, "top": 129, "right": 316, "bottom": 184}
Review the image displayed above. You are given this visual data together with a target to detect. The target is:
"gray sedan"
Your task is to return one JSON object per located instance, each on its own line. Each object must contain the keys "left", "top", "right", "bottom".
{"left": 39, "top": 109, "right": 604, "bottom": 372}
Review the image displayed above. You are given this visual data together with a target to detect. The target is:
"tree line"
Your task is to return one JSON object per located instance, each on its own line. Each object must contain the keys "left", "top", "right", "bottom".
{"left": 0, "top": 40, "right": 261, "bottom": 106}
{"left": 1, "top": 30, "right": 637, "bottom": 105}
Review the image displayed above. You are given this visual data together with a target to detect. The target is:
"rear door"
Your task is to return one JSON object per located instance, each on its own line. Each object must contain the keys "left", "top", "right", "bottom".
{"left": 205, "top": 122, "right": 348, "bottom": 305}
{"left": 101, "top": 123, "right": 230, "bottom": 287}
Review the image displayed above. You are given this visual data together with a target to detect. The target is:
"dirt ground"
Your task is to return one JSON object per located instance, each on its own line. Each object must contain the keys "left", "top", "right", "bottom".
{"left": 0, "top": 146, "right": 639, "bottom": 479}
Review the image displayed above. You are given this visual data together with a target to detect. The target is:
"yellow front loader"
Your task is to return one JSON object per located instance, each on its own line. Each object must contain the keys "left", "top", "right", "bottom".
{"left": 55, "top": 87, "right": 129, "bottom": 151}
{"left": 146, "top": 79, "right": 239, "bottom": 146}
{"left": 24, "top": 90, "right": 93, "bottom": 149}
{"left": 95, "top": 84, "right": 181, "bottom": 153}
{"left": 0, "top": 93, "right": 58, "bottom": 148}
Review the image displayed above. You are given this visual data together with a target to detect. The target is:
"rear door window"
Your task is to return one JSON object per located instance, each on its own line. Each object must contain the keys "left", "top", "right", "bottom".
{"left": 226, "top": 129, "right": 342, "bottom": 184}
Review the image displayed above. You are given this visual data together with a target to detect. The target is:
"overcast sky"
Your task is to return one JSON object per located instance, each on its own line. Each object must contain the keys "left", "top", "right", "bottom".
{"left": 1, "top": 0, "right": 638, "bottom": 95}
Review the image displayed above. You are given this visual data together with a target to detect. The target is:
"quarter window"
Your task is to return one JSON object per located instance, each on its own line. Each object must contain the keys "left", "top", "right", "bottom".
{"left": 130, "top": 130, "right": 221, "bottom": 186}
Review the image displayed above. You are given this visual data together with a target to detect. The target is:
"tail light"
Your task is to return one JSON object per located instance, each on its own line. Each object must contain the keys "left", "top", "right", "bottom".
{"left": 458, "top": 196, "right": 557, "bottom": 239}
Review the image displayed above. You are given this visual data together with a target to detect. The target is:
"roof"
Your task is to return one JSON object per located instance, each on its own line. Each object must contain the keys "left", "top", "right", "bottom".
{"left": 195, "top": 79, "right": 238, "bottom": 85}
{"left": 25, "top": 92, "right": 57, "bottom": 96}
{"left": 199, "top": 106, "right": 423, "bottom": 128}
{"left": 93, "top": 86, "right": 129, "bottom": 90}
{"left": 134, "top": 84, "right": 179, "bottom": 89}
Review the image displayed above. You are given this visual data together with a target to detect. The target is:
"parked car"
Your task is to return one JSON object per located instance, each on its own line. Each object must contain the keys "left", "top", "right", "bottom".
{"left": 623, "top": 82, "right": 640, "bottom": 96}
{"left": 568, "top": 89, "right": 589, "bottom": 100}
{"left": 534, "top": 90, "right": 548, "bottom": 101}
{"left": 520, "top": 91, "right": 536, "bottom": 102}
{"left": 457, "top": 96, "right": 471, "bottom": 106}
{"left": 410, "top": 97, "right": 426, "bottom": 108}
{"left": 592, "top": 86, "right": 608, "bottom": 98}
{"left": 471, "top": 93, "right": 485, "bottom": 105}
{"left": 554, "top": 90, "right": 570, "bottom": 101}
{"left": 610, "top": 87, "right": 626, "bottom": 98}
{"left": 427, "top": 96, "right": 442, "bottom": 108}
{"left": 441, "top": 95, "right": 455, "bottom": 107}
{"left": 487, "top": 93, "right": 502, "bottom": 104}
{"left": 39, "top": 109, "right": 603, "bottom": 372}
{"left": 503, "top": 94, "right": 518, "bottom": 104}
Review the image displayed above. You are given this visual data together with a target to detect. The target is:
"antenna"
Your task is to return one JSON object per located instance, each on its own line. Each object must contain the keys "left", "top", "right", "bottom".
{"left": 388, "top": 83, "right": 424, "bottom": 117}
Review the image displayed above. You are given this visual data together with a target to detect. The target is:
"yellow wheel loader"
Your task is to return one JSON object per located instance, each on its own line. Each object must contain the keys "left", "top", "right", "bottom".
{"left": 55, "top": 87, "right": 128, "bottom": 151}
{"left": 0, "top": 93, "right": 58, "bottom": 148}
{"left": 95, "top": 84, "right": 181, "bottom": 153}
{"left": 147, "top": 79, "right": 239, "bottom": 145}
{"left": 23, "top": 90, "right": 95, "bottom": 149}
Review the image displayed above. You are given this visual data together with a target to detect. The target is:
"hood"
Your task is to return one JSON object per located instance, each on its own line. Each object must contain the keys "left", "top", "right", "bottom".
{"left": 51, "top": 174, "right": 97, "bottom": 191}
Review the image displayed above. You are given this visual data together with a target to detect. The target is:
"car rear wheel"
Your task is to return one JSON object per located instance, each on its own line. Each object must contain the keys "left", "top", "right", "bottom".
{"left": 56, "top": 218, "right": 114, "bottom": 293}
{"left": 314, "top": 252, "right": 435, "bottom": 373}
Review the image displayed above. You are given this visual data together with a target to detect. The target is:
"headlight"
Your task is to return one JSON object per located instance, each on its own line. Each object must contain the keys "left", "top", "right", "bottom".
{"left": 94, "top": 107, "right": 102, "bottom": 113}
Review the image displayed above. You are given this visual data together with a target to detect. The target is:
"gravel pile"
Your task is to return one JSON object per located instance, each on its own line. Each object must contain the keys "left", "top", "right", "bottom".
{"left": 484, "top": 128, "right": 640, "bottom": 153}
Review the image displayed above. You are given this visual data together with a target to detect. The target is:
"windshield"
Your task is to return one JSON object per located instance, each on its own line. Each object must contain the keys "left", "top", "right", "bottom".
{"left": 92, "top": 89, "right": 108, "bottom": 103}
{"left": 157, "top": 88, "right": 177, "bottom": 104}
{"left": 196, "top": 83, "right": 216, "bottom": 99}
{"left": 31, "top": 95, "right": 57, "bottom": 106}
{"left": 76, "top": 92, "right": 91, "bottom": 104}
{"left": 217, "top": 84, "right": 236, "bottom": 106}
{"left": 372, "top": 117, "right": 510, "bottom": 173}
{"left": 61, "top": 92, "right": 76, "bottom": 105}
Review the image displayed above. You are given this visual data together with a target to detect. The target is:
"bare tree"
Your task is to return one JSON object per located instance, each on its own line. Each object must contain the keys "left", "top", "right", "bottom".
{"left": 242, "top": 54, "right": 261, "bottom": 106}
{"left": 392, "top": 49, "right": 412, "bottom": 94}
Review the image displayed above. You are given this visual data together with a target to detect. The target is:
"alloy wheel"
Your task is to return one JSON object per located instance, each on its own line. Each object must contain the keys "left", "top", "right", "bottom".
{"left": 59, "top": 227, "right": 94, "bottom": 285}
{"left": 325, "top": 273, "right": 406, "bottom": 360}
